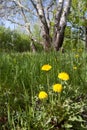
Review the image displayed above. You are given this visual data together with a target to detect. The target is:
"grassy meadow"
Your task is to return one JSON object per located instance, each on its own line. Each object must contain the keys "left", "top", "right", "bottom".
{"left": 0, "top": 48, "right": 87, "bottom": 129}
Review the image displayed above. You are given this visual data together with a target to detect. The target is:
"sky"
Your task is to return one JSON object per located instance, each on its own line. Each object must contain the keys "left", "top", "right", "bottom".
{"left": 0, "top": 18, "right": 16, "bottom": 30}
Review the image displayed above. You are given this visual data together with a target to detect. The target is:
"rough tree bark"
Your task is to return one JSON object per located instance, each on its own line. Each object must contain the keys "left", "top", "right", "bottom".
{"left": 30, "top": 0, "right": 51, "bottom": 51}
{"left": 54, "top": 0, "right": 71, "bottom": 51}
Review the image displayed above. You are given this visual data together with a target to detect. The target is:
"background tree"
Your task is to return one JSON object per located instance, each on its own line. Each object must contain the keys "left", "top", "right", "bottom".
{"left": 0, "top": 0, "right": 71, "bottom": 51}
{"left": 65, "top": 0, "right": 87, "bottom": 50}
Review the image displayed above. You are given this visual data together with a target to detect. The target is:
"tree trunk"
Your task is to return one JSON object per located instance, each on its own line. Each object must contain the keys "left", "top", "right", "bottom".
{"left": 41, "top": 25, "right": 51, "bottom": 51}
{"left": 53, "top": 0, "right": 64, "bottom": 51}
{"left": 54, "top": 25, "right": 66, "bottom": 51}
{"left": 54, "top": 0, "right": 71, "bottom": 51}
{"left": 85, "top": 26, "right": 87, "bottom": 50}
{"left": 31, "top": 0, "right": 51, "bottom": 51}
{"left": 30, "top": 39, "right": 37, "bottom": 53}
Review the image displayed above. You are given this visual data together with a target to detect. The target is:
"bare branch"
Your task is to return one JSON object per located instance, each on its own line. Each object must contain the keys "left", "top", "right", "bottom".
{"left": 13, "top": 0, "right": 31, "bottom": 12}
{"left": 55, "top": 0, "right": 64, "bottom": 28}
{"left": 6, "top": 18, "right": 24, "bottom": 27}
{"left": 13, "top": 0, "right": 37, "bottom": 16}
{"left": 45, "top": 0, "right": 55, "bottom": 28}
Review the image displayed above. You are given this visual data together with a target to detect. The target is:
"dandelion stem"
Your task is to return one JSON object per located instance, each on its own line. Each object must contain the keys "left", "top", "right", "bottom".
{"left": 58, "top": 93, "right": 61, "bottom": 105}
{"left": 46, "top": 72, "right": 50, "bottom": 92}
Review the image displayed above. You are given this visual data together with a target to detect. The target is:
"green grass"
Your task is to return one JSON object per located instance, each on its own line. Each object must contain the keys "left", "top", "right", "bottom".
{"left": 0, "top": 49, "right": 87, "bottom": 129}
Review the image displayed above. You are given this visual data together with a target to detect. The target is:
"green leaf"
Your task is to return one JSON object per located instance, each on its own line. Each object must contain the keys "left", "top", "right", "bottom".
{"left": 64, "top": 123, "right": 72, "bottom": 128}
{"left": 69, "top": 116, "right": 84, "bottom": 122}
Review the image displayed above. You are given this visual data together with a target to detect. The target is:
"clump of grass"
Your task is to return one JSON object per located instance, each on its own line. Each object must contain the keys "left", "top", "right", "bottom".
{"left": 0, "top": 49, "right": 87, "bottom": 129}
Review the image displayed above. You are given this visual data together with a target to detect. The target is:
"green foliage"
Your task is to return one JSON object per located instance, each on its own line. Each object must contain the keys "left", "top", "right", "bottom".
{"left": 0, "top": 26, "right": 43, "bottom": 52}
{"left": 69, "top": 0, "right": 87, "bottom": 27}
{"left": 66, "top": 0, "right": 87, "bottom": 48}
{"left": 33, "top": 24, "right": 42, "bottom": 41}
{"left": 0, "top": 26, "right": 31, "bottom": 52}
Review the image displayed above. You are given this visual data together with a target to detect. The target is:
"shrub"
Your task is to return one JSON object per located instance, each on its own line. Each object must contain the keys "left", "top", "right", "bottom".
{"left": 0, "top": 26, "right": 43, "bottom": 52}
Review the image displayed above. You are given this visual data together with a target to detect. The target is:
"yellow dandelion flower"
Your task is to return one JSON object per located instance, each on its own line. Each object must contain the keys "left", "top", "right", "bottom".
{"left": 53, "top": 84, "right": 63, "bottom": 93}
{"left": 38, "top": 91, "right": 48, "bottom": 99}
{"left": 73, "top": 66, "right": 77, "bottom": 70}
{"left": 41, "top": 64, "right": 52, "bottom": 71}
{"left": 58, "top": 72, "right": 69, "bottom": 81}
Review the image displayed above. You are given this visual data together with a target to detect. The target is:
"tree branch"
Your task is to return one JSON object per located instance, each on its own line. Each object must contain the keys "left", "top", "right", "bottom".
{"left": 13, "top": 0, "right": 37, "bottom": 16}
{"left": 45, "top": 0, "right": 55, "bottom": 28}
